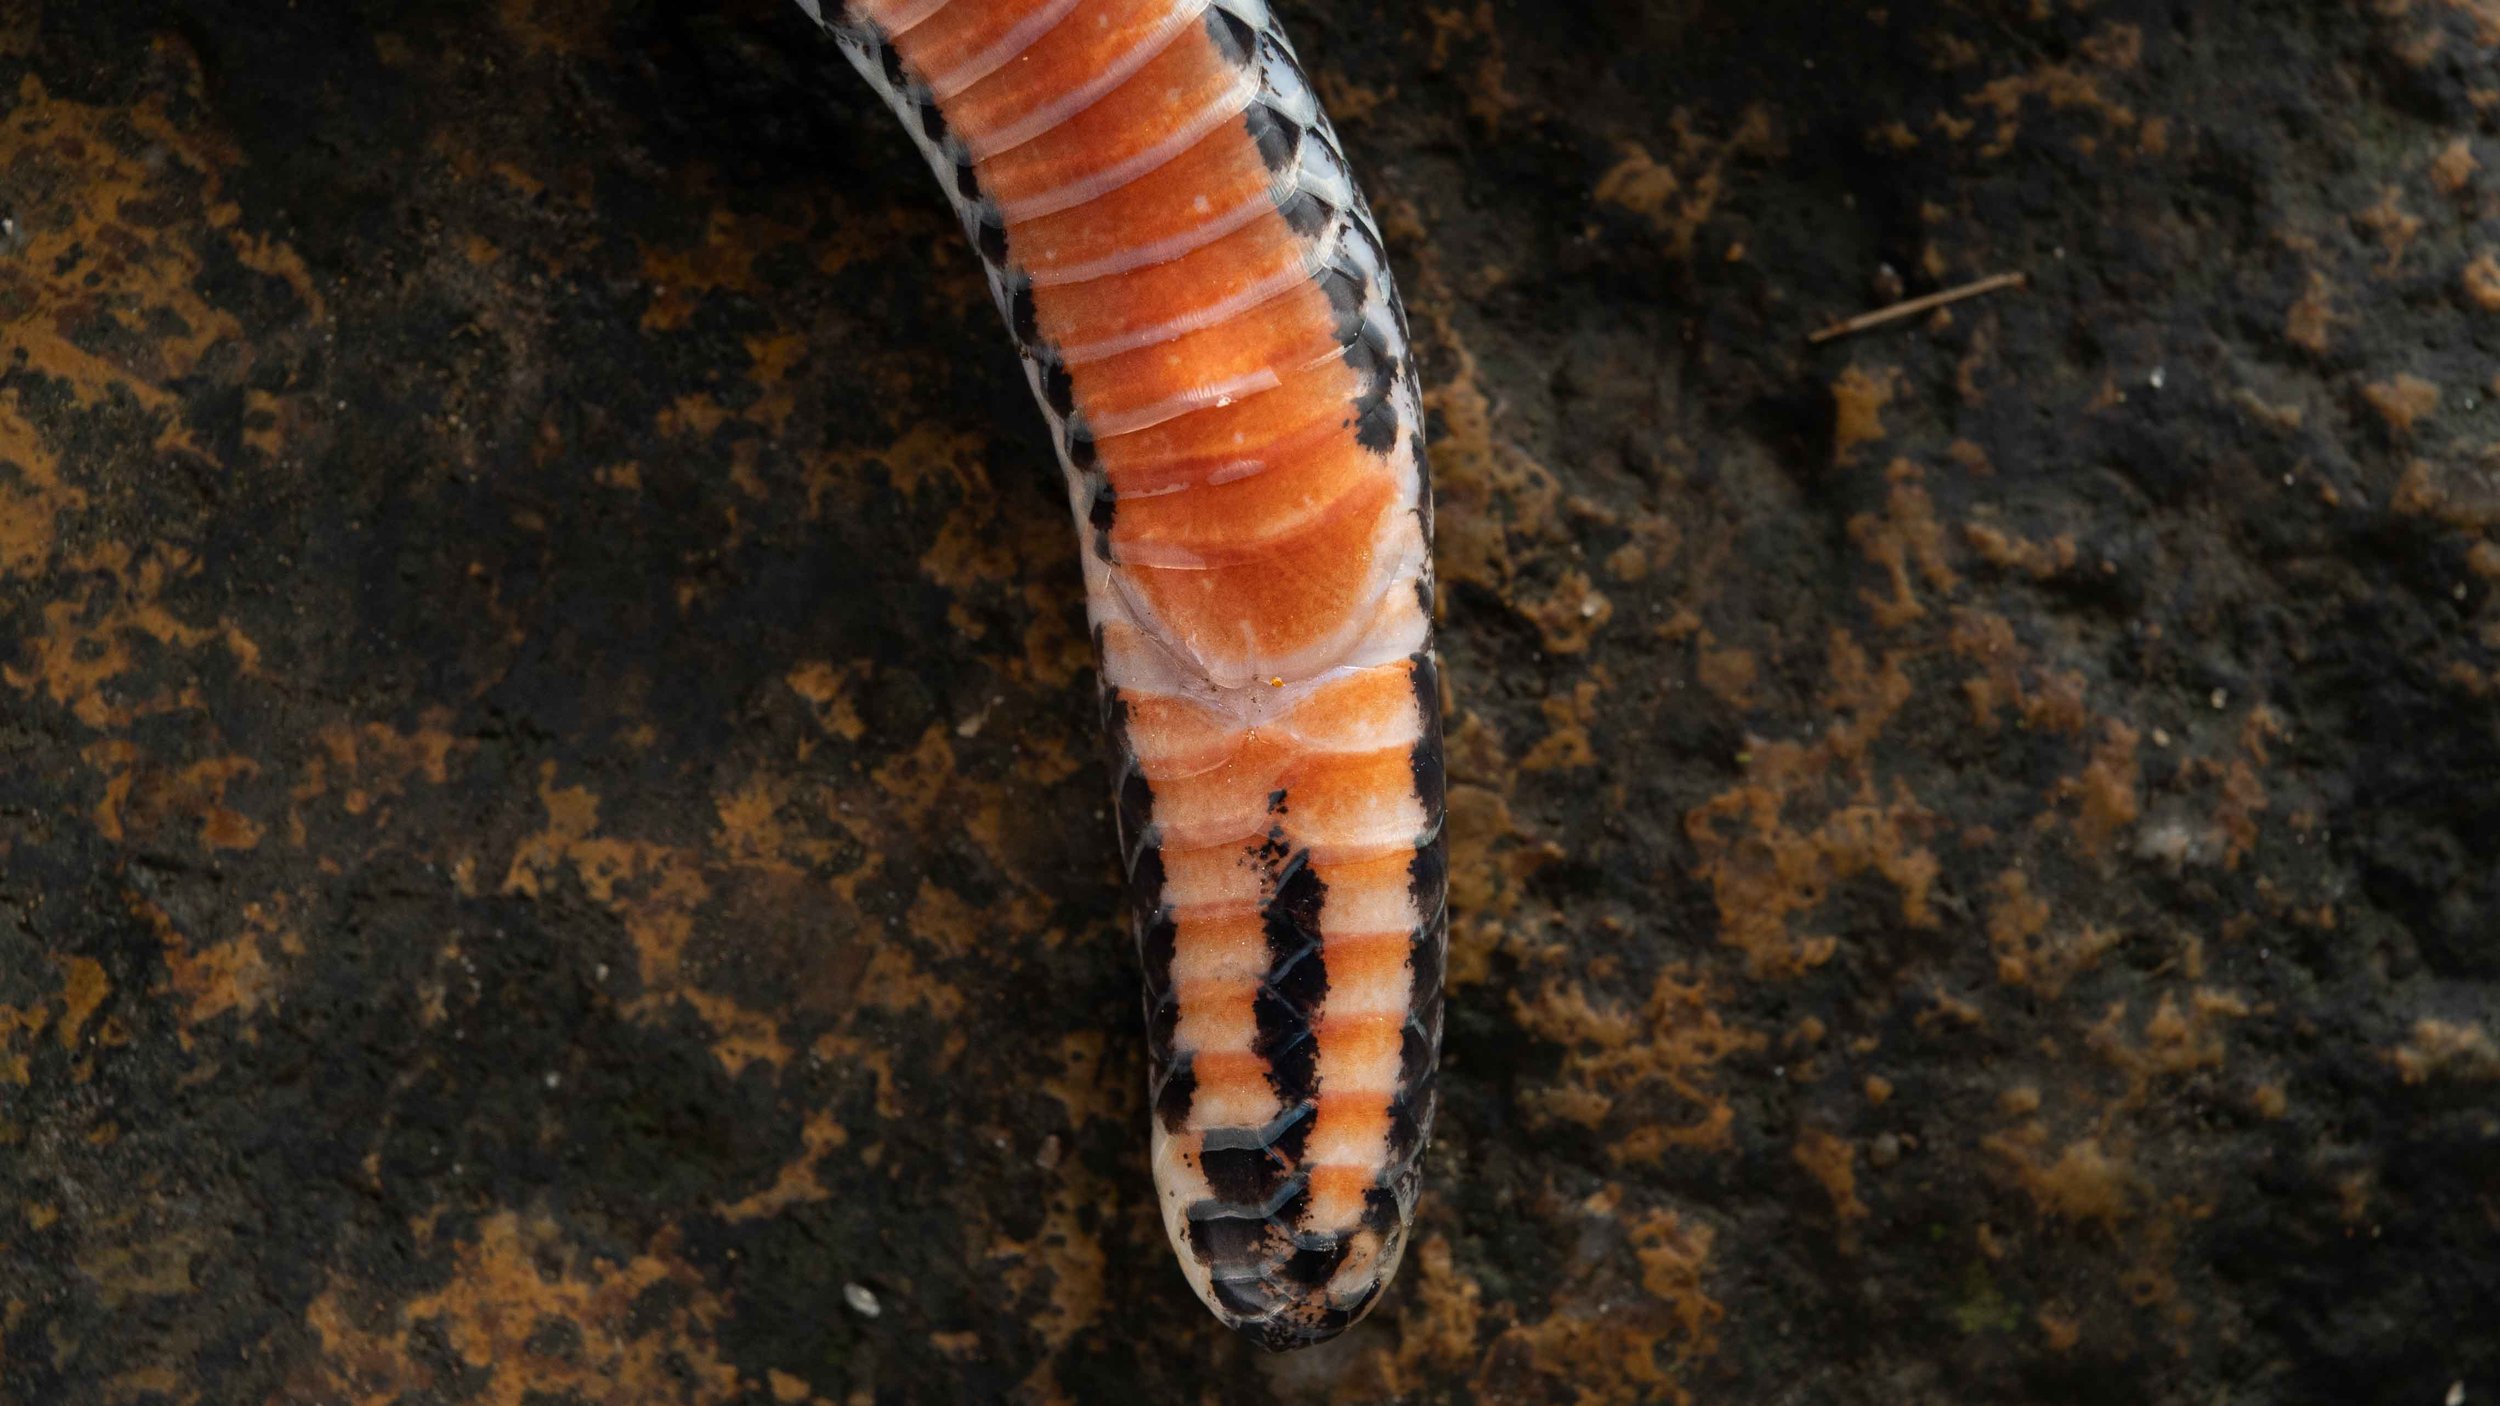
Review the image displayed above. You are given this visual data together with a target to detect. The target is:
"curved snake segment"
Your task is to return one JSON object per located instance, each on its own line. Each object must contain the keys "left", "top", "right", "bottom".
{"left": 797, "top": 0, "right": 1445, "bottom": 1349}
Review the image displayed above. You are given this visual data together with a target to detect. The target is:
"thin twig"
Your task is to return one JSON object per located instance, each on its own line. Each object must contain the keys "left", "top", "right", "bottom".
{"left": 1807, "top": 271, "right": 2028, "bottom": 344}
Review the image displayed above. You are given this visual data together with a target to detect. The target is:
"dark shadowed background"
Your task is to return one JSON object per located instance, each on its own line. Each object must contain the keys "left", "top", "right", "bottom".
{"left": 3, "top": 1, "right": 2497, "bottom": 1402}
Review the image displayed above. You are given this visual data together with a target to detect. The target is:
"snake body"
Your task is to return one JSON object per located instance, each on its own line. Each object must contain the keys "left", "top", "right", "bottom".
{"left": 795, "top": 0, "right": 1444, "bottom": 1349}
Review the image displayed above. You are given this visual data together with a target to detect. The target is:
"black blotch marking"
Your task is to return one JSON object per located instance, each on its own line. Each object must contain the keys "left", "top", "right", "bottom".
{"left": 877, "top": 39, "right": 908, "bottom": 90}
{"left": 1351, "top": 380, "right": 1398, "bottom": 453}
{"left": 1139, "top": 904, "right": 1177, "bottom": 997}
{"left": 1272, "top": 1177, "right": 1313, "bottom": 1231}
{"left": 1316, "top": 266, "right": 1365, "bottom": 341}
{"left": 1407, "top": 826, "right": 1448, "bottom": 925}
{"left": 1042, "top": 358, "right": 1077, "bottom": 419}
{"left": 1212, "top": 1277, "right": 1273, "bottom": 1317}
{"left": 1411, "top": 430, "right": 1435, "bottom": 537}
{"left": 1342, "top": 325, "right": 1398, "bottom": 453}
{"left": 953, "top": 152, "right": 981, "bottom": 201}
{"left": 1267, "top": 787, "right": 1289, "bottom": 814}
{"left": 1398, "top": 1012, "right": 1438, "bottom": 1097}
{"left": 1147, "top": 992, "right": 1179, "bottom": 1066}
{"left": 1255, "top": 855, "right": 1328, "bottom": 1104}
{"left": 1206, "top": 5, "right": 1258, "bottom": 66}
{"left": 1088, "top": 479, "right": 1117, "bottom": 560}
{"left": 1065, "top": 417, "right": 1098, "bottom": 472}
{"left": 1245, "top": 103, "right": 1303, "bottom": 170}
{"left": 1008, "top": 277, "right": 1039, "bottom": 351}
{"left": 1256, "top": 822, "right": 1292, "bottom": 868}
{"left": 1268, "top": 941, "right": 1327, "bottom": 1020}
{"left": 1270, "top": 1101, "right": 1314, "bottom": 1166}
{"left": 1156, "top": 1054, "right": 1198, "bottom": 1132}
{"left": 1407, "top": 653, "right": 1446, "bottom": 823}
{"left": 1279, "top": 189, "right": 1334, "bottom": 238}
{"left": 1407, "top": 924, "right": 1446, "bottom": 1012}
{"left": 1117, "top": 763, "right": 1155, "bottom": 864}
{"left": 916, "top": 93, "right": 947, "bottom": 143}
{"left": 975, "top": 208, "right": 1010, "bottom": 267}
{"left": 1280, "top": 1237, "right": 1350, "bottom": 1288}
{"left": 1360, "top": 1185, "right": 1401, "bottom": 1236}
{"left": 1199, "top": 1145, "right": 1285, "bottom": 1205}
{"left": 1189, "top": 1215, "right": 1270, "bottom": 1264}
{"left": 1386, "top": 1087, "right": 1426, "bottom": 1161}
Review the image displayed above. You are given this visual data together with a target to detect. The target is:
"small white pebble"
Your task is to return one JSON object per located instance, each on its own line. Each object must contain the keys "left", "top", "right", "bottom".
{"left": 2209, "top": 688, "right": 2228, "bottom": 710}
{"left": 2148, "top": 366, "right": 2166, "bottom": 390}
{"left": 543, "top": 1072, "right": 561, "bottom": 1090}
{"left": 2447, "top": 1381, "right": 2465, "bottom": 1406}
{"left": 2151, "top": 728, "right": 2172, "bottom": 747}
{"left": 843, "top": 1282, "right": 882, "bottom": 1319}
{"left": 594, "top": 963, "right": 609, "bottom": 980}
{"left": 2455, "top": 583, "right": 2470, "bottom": 601}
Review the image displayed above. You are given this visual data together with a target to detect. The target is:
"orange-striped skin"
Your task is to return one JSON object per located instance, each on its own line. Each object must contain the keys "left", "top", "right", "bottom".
{"left": 801, "top": 0, "right": 1444, "bottom": 1349}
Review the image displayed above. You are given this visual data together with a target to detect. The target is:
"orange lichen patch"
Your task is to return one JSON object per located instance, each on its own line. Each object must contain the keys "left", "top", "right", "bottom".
{"left": 1793, "top": 1128, "right": 1870, "bottom": 1224}
{"left": 296, "top": 712, "right": 471, "bottom": 824}
{"left": 2285, "top": 269, "right": 2336, "bottom": 352}
{"left": 1848, "top": 472, "right": 1959, "bottom": 627}
{"left": 1630, "top": 1209, "right": 1723, "bottom": 1350}
{"left": 2464, "top": 252, "right": 2500, "bottom": 311}
{"left": 1950, "top": 609, "right": 2090, "bottom": 734}
{"left": 2432, "top": 135, "right": 2480, "bottom": 193}
{"left": 2386, "top": 1018, "right": 2500, "bottom": 1083}
{"left": 1518, "top": 569, "right": 1616, "bottom": 655}
{"left": 1443, "top": 777, "right": 1562, "bottom": 988}
{"left": 987, "top": 1169, "right": 1108, "bottom": 1354}
{"left": 1511, "top": 970, "right": 1763, "bottom": 1163}
{"left": 1520, "top": 679, "right": 1601, "bottom": 772}
{"left": 1694, "top": 635, "right": 1758, "bottom": 708}
{"left": 637, "top": 206, "right": 809, "bottom": 333}
{"left": 135, "top": 889, "right": 290, "bottom": 1044}
{"left": 716, "top": 1110, "right": 850, "bottom": 1223}
{"left": 2087, "top": 990, "right": 2254, "bottom": 1100}
{"left": 4, "top": 543, "right": 259, "bottom": 730}
{"left": 1988, "top": 876, "right": 2121, "bottom": 1000}
{"left": 1958, "top": 36, "right": 2144, "bottom": 161}
{"left": 1830, "top": 365, "right": 1898, "bottom": 465}
{"left": 83, "top": 745, "right": 262, "bottom": 852}
{"left": 2213, "top": 758, "right": 2268, "bottom": 871}
{"left": 2361, "top": 373, "right": 2441, "bottom": 435}
{"left": 496, "top": 0, "right": 609, "bottom": 59}
{"left": 1985, "top": 1129, "right": 2137, "bottom": 1226}
{"left": 2356, "top": 187, "right": 2424, "bottom": 272}
{"left": 0, "top": 394, "right": 86, "bottom": 580}
{"left": 1962, "top": 520, "right": 2079, "bottom": 580}
{"left": 493, "top": 761, "right": 835, "bottom": 1075}
{"left": 1471, "top": 1197, "right": 1721, "bottom": 1406}
{"left": 1591, "top": 107, "right": 1777, "bottom": 259}
{"left": 0, "top": 67, "right": 319, "bottom": 421}
{"left": 1423, "top": 1, "right": 1518, "bottom": 129}
{"left": 2055, "top": 721, "right": 2142, "bottom": 858}
{"left": 1687, "top": 635, "right": 1939, "bottom": 978}
{"left": 785, "top": 659, "right": 869, "bottom": 742}
{"left": 1040, "top": 1030, "right": 1128, "bottom": 1130}
{"left": 303, "top": 1212, "right": 736, "bottom": 1406}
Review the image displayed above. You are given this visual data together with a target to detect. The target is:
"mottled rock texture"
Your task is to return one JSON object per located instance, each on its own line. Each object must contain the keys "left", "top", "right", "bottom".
{"left": 4, "top": 1, "right": 2498, "bottom": 1402}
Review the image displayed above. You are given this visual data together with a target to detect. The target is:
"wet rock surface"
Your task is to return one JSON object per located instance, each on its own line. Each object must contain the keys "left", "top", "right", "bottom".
{"left": 3, "top": 1, "right": 2496, "bottom": 1402}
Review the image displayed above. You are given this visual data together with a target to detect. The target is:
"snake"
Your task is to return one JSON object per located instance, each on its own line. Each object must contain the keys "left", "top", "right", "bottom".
{"left": 792, "top": 0, "right": 1445, "bottom": 1349}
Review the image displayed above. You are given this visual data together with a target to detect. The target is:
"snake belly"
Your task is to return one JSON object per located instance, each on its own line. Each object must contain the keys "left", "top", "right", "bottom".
{"left": 795, "top": 0, "right": 1445, "bottom": 1349}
